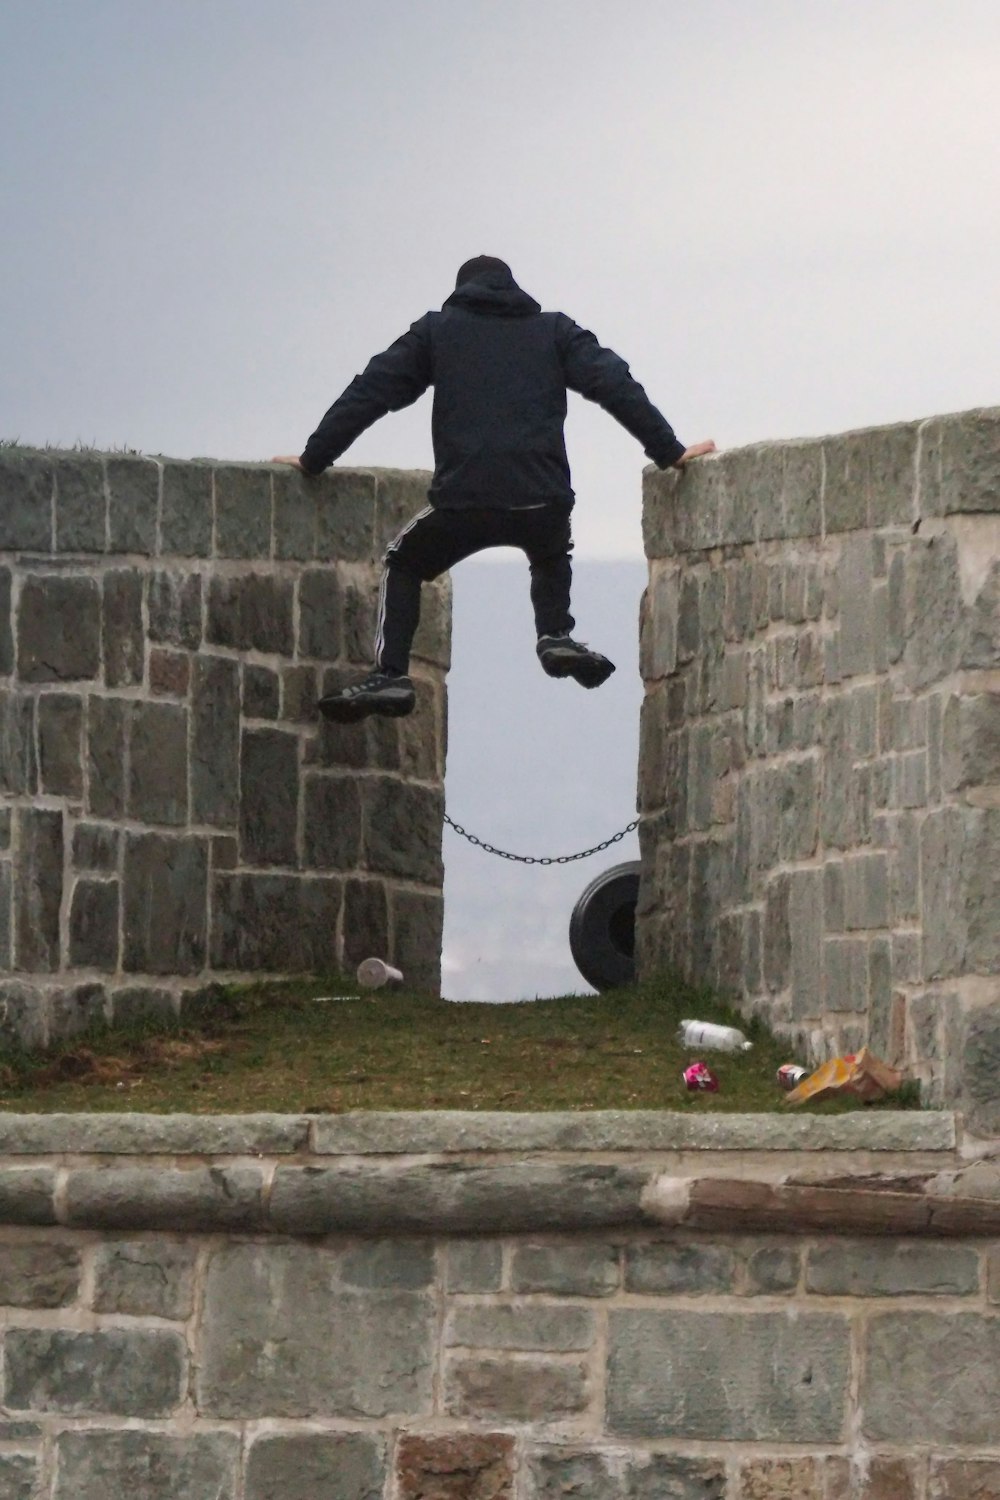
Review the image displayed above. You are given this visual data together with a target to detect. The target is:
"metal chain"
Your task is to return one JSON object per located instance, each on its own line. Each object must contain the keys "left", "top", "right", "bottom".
{"left": 444, "top": 813, "right": 640, "bottom": 866}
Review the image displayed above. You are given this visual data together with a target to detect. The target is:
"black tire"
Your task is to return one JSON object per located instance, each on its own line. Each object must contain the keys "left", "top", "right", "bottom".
{"left": 569, "top": 860, "right": 641, "bottom": 992}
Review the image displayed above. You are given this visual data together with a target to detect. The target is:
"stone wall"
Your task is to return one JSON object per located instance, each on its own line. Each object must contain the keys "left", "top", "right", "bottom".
{"left": 0, "top": 1107, "right": 996, "bottom": 1499}
{"left": 637, "top": 408, "right": 1000, "bottom": 1134}
{"left": 0, "top": 449, "right": 449, "bottom": 1047}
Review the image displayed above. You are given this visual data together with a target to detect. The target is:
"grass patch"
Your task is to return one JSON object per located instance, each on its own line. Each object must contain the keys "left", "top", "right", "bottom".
{"left": 0, "top": 974, "right": 922, "bottom": 1115}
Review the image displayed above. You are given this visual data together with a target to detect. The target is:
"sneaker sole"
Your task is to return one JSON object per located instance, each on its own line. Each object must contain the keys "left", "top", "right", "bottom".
{"left": 539, "top": 653, "right": 616, "bottom": 689}
{"left": 317, "top": 694, "right": 415, "bottom": 724}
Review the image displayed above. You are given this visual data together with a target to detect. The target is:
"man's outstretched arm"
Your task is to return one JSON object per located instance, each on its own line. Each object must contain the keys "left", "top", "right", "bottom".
{"left": 274, "top": 319, "right": 432, "bottom": 475}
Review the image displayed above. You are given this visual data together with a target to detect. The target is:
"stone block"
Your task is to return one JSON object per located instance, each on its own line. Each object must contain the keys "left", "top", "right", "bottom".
{"left": 281, "top": 663, "right": 316, "bottom": 722}
{"left": 343, "top": 579, "right": 377, "bottom": 662}
{"left": 128, "top": 700, "right": 188, "bottom": 825}
{"left": 54, "top": 1431, "right": 238, "bottom": 1500}
{"left": 807, "top": 1239, "right": 979, "bottom": 1296}
{"left": 342, "top": 876, "right": 389, "bottom": 968}
{"left": 160, "top": 459, "right": 212, "bottom": 555}
{"left": 963, "top": 560, "right": 1000, "bottom": 668}
{"left": 446, "top": 1240, "right": 504, "bottom": 1293}
{"left": 210, "top": 873, "right": 340, "bottom": 971}
{"left": 920, "top": 406, "right": 1000, "bottom": 515}
{"left": 863, "top": 1311, "right": 1000, "bottom": 1442}
{"left": 764, "top": 873, "right": 790, "bottom": 993}
{"left": 838, "top": 535, "right": 877, "bottom": 678}
{"left": 5, "top": 1327, "right": 185, "bottom": 1415}
{"left": 629, "top": 1454, "right": 727, "bottom": 1499}
{"left": 824, "top": 938, "right": 868, "bottom": 1014}
{"left": 107, "top": 456, "right": 159, "bottom": 553}
{"left": 843, "top": 852, "right": 889, "bottom": 930}
{"left": 373, "top": 468, "right": 431, "bottom": 552}
{"left": 902, "top": 532, "right": 967, "bottom": 690}
{"left": 248, "top": 1433, "right": 387, "bottom": 1500}
{"left": 92, "top": 1240, "right": 197, "bottom": 1318}
{"left": 445, "top": 1303, "right": 595, "bottom": 1351}
{"left": 624, "top": 1240, "right": 736, "bottom": 1295}
{"left": 149, "top": 567, "right": 202, "bottom": 648}
{"left": 525, "top": 1449, "right": 612, "bottom": 1500}
{"left": 445, "top": 1355, "right": 588, "bottom": 1421}
{"left": 398, "top": 679, "right": 440, "bottom": 780}
{"left": 782, "top": 440, "right": 823, "bottom": 536}
{"left": 0, "top": 691, "right": 37, "bottom": 796}
{"left": 0, "top": 1241, "right": 81, "bottom": 1306}
{"left": 364, "top": 777, "right": 443, "bottom": 884}
{"left": 207, "top": 570, "right": 293, "bottom": 654}
{"left": 318, "top": 468, "right": 378, "bottom": 561}
{"left": 962, "top": 1001, "right": 1000, "bottom": 1136}
{"left": 0, "top": 1165, "right": 57, "bottom": 1221}
{"left": 17, "top": 572, "right": 101, "bottom": 681}
{"left": 110, "top": 984, "right": 177, "bottom": 1027}
{"left": 298, "top": 567, "right": 342, "bottom": 659}
{"left": 0, "top": 863, "right": 10, "bottom": 969}
{"left": 101, "top": 567, "right": 144, "bottom": 687}
{"left": 943, "top": 692, "right": 1000, "bottom": 791}
{"left": 49, "top": 980, "right": 108, "bottom": 1040}
{"left": 413, "top": 576, "right": 452, "bottom": 668}
{"left": 14, "top": 807, "right": 62, "bottom": 971}
{"left": 214, "top": 464, "right": 272, "bottom": 557}
{"left": 65, "top": 1165, "right": 263, "bottom": 1231}
{"left": 929, "top": 1459, "right": 1000, "bottom": 1499}
{"left": 921, "top": 806, "right": 968, "bottom": 979}
{"left": 37, "top": 691, "right": 83, "bottom": 797}
{"left": 0, "top": 1456, "right": 37, "bottom": 1500}
{"left": 511, "top": 1241, "right": 620, "bottom": 1296}
{"left": 0, "top": 449, "right": 53, "bottom": 549}
{"left": 69, "top": 878, "right": 119, "bottom": 970}
{"left": 191, "top": 654, "right": 240, "bottom": 826}
{"left": 740, "top": 1459, "right": 822, "bottom": 1500}
{"left": 243, "top": 661, "right": 280, "bottom": 718}
{"left": 86, "top": 694, "right": 127, "bottom": 816}
{"left": 339, "top": 1240, "right": 435, "bottom": 1289}
{"left": 607, "top": 1309, "right": 848, "bottom": 1440}
{"left": 123, "top": 832, "right": 207, "bottom": 974}
{"left": 72, "top": 821, "right": 118, "bottom": 876}
{"left": 0, "top": 567, "right": 11, "bottom": 676}
{"left": 240, "top": 727, "right": 299, "bottom": 866}
{"left": 54, "top": 453, "right": 105, "bottom": 551}
{"left": 302, "top": 774, "right": 362, "bottom": 871}
{"left": 271, "top": 465, "right": 318, "bottom": 560}
{"left": 149, "top": 645, "right": 190, "bottom": 695}
{"left": 198, "top": 1241, "right": 434, "bottom": 1417}
{"left": 0, "top": 982, "right": 48, "bottom": 1052}
{"left": 744, "top": 1244, "right": 800, "bottom": 1294}
{"left": 397, "top": 1435, "right": 512, "bottom": 1500}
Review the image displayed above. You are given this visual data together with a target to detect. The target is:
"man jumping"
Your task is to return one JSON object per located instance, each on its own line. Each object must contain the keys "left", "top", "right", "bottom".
{"left": 273, "top": 255, "right": 715, "bottom": 722}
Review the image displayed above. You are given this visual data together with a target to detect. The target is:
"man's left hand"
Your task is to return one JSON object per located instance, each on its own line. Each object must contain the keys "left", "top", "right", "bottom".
{"left": 271, "top": 454, "right": 305, "bottom": 470}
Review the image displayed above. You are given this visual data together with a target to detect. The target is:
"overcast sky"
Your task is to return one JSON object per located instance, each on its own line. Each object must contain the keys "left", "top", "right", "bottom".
{"left": 3, "top": 2, "right": 999, "bottom": 997}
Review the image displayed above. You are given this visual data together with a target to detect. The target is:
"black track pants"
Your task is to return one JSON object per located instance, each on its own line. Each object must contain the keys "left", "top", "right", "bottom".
{"left": 375, "top": 502, "right": 575, "bottom": 675}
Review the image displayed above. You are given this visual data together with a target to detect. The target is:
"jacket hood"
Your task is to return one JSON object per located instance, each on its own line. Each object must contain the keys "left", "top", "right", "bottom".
{"left": 444, "top": 268, "right": 541, "bottom": 318}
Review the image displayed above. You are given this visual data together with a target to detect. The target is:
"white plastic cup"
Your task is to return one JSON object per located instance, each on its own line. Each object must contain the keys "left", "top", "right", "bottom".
{"left": 357, "top": 957, "right": 404, "bottom": 990}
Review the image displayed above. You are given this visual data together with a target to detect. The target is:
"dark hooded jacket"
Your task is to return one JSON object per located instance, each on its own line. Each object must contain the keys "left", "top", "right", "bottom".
{"left": 299, "top": 267, "right": 685, "bottom": 505}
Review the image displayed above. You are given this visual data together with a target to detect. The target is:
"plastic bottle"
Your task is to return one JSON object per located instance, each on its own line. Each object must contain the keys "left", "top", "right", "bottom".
{"left": 676, "top": 1019, "right": 753, "bottom": 1053}
{"left": 357, "top": 958, "right": 404, "bottom": 989}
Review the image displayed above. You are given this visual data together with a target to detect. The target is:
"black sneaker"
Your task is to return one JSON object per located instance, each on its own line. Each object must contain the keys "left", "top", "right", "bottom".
{"left": 536, "top": 633, "right": 616, "bottom": 689}
{"left": 317, "top": 671, "right": 416, "bottom": 723}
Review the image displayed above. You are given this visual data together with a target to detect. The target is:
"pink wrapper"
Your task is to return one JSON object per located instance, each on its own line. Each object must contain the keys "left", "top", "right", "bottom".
{"left": 683, "top": 1061, "right": 719, "bottom": 1093}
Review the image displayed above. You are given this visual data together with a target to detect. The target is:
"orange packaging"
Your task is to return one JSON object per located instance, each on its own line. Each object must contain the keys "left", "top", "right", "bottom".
{"left": 784, "top": 1047, "right": 903, "bottom": 1106}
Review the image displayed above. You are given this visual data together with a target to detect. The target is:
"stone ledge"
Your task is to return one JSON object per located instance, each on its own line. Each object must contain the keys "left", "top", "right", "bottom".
{"left": 0, "top": 1113, "right": 311, "bottom": 1156}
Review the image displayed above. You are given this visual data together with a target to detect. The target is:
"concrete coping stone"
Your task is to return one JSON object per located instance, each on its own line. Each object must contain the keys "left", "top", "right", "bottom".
{"left": 0, "top": 1110, "right": 955, "bottom": 1157}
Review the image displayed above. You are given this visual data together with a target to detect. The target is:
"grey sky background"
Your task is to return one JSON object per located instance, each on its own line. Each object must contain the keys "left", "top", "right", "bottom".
{"left": 3, "top": 2, "right": 999, "bottom": 997}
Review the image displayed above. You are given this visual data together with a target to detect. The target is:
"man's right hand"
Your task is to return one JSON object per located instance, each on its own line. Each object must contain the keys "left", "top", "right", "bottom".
{"left": 675, "top": 440, "right": 717, "bottom": 466}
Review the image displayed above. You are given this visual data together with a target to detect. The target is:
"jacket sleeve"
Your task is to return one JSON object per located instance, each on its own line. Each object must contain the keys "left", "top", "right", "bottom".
{"left": 555, "top": 315, "right": 686, "bottom": 468}
{"left": 299, "top": 318, "right": 433, "bottom": 475}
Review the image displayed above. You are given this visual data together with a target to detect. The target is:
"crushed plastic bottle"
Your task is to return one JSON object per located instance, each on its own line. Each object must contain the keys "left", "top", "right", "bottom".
{"left": 677, "top": 1019, "right": 753, "bottom": 1054}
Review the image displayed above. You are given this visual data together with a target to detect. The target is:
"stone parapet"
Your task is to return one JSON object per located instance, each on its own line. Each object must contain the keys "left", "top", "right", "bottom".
{"left": 0, "top": 450, "right": 450, "bottom": 1047}
{"left": 0, "top": 1108, "right": 993, "bottom": 1497}
{"left": 638, "top": 407, "right": 1000, "bottom": 1136}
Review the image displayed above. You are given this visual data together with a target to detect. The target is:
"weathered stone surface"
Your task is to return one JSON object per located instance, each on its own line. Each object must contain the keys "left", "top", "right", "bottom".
{"left": 965, "top": 810, "right": 1000, "bottom": 975}
{"left": 740, "top": 1458, "right": 822, "bottom": 1500}
{"left": 110, "top": 984, "right": 177, "bottom": 1027}
{"left": 160, "top": 459, "right": 212, "bottom": 556}
{"left": 149, "top": 568, "right": 202, "bottom": 648}
{"left": 0, "top": 449, "right": 53, "bottom": 549}
{"left": 207, "top": 571, "right": 293, "bottom": 654}
{"left": 398, "top": 1434, "right": 512, "bottom": 1500}
{"left": 624, "top": 1240, "right": 736, "bottom": 1295}
{"left": 0, "top": 1241, "right": 81, "bottom": 1307}
{"left": 806, "top": 1239, "right": 979, "bottom": 1296}
{"left": 627, "top": 1453, "right": 728, "bottom": 1500}
{"left": 271, "top": 465, "right": 318, "bottom": 560}
{"left": 363, "top": 777, "right": 443, "bottom": 884}
{"left": 214, "top": 464, "right": 272, "bottom": 557}
{"left": 342, "top": 876, "right": 390, "bottom": 969}
{"left": 240, "top": 727, "right": 299, "bottom": 866}
{"left": 72, "top": 821, "right": 119, "bottom": 872}
{"left": 92, "top": 1240, "right": 197, "bottom": 1318}
{"left": 191, "top": 654, "right": 239, "bottom": 826}
{"left": 962, "top": 1001, "right": 1000, "bottom": 1136}
{"left": 0, "top": 568, "right": 12, "bottom": 675}
{"left": 64, "top": 1166, "right": 264, "bottom": 1231}
{"left": 525, "top": 1450, "right": 613, "bottom": 1500}
{"left": 5, "top": 1327, "right": 186, "bottom": 1415}
{"left": 243, "top": 661, "right": 280, "bottom": 718}
{"left": 391, "top": 887, "right": 444, "bottom": 992}
{"left": 14, "top": 807, "right": 62, "bottom": 971}
{"left": 863, "top": 1311, "right": 1000, "bottom": 1442}
{"left": 943, "top": 692, "right": 1000, "bottom": 791}
{"left": 198, "top": 1241, "right": 434, "bottom": 1417}
{"left": 107, "top": 456, "right": 159, "bottom": 554}
{"left": 607, "top": 1309, "right": 849, "bottom": 1439}
{"left": 49, "top": 980, "right": 108, "bottom": 1040}
{"left": 920, "top": 406, "right": 1000, "bottom": 515}
{"left": 86, "top": 694, "right": 127, "bottom": 816}
{"left": 511, "top": 1241, "right": 620, "bottom": 1296}
{"left": 69, "top": 877, "right": 119, "bottom": 970}
{"left": 303, "top": 774, "right": 363, "bottom": 870}
{"left": 247, "top": 1433, "right": 387, "bottom": 1500}
{"left": 744, "top": 1243, "right": 800, "bottom": 1294}
{"left": 211, "top": 873, "right": 340, "bottom": 971}
{"left": 0, "top": 1455, "right": 38, "bottom": 1500}
{"left": 0, "top": 862, "right": 10, "bottom": 969}
{"left": 102, "top": 567, "right": 144, "bottom": 686}
{"left": 281, "top": 662, "right": 316, "bottom": 722}
{"left": 0, "top": 691, "right": 36, "bottom": 795}
{"left": 964, "top": 560, "right": 1000, "bottom": 668}
{"left": 445, "top": 1302, "right": 595, "bottom": 1351}
{"left": 55, "top": 454, "right": 105, "bottom": 552}
{"left": 37, "top": 690, "right": 83, "bottom": 796}
{"left": 445, "top": 1356, "right": 588, "bottom": 1421}
{"left": 54, "top": 1430, "right": 238, "bottom": 1500}
{"left": 338, "top": 1239, "right": 435, "bottom": 1289}
{"left": 0, "top": 1112, "right": 308, "bottom": 1155}
{"left": 902, "top": 532, "right": 967, "bottom": 690}
{"left": 313, "top": 469, "right": 377, "bottom": 561}
{"left": 128, "top": 700, "right": 188, "bottom": 825}
{"left": 0, "top": 1167, "right": 57, "bottom": 1223}
{"left": 17, "top": 572, "right": 101, "bottom": 681}
{"left": 122, "top": 832, "right": 207, "bottom": 974}
{"left": 929, "top": 1458, "right": 1000, "bottom": 1499}
{"left": 446, "top": 1240, "right": 504, "bottom": 1293}
{"left": 298, "top": 566, "right": 342, "bottom": 659}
